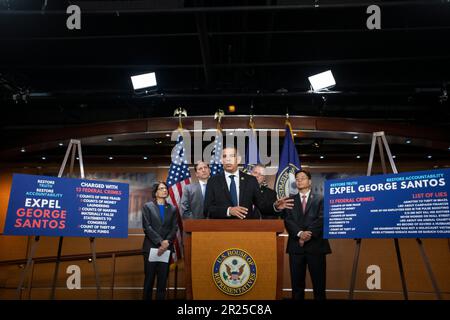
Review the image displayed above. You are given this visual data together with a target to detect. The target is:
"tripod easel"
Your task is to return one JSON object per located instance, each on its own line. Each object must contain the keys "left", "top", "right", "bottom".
{"left": 16, "top": 139, "right": 101, "bottom": 300}
{"left": 348, "top": 131, "right": 442, "bottom": 300}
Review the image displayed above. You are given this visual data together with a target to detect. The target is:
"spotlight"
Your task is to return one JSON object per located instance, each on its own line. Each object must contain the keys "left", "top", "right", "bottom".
{"left": 143, "top": 156, "right": 148, "bottom": 160}
{"left": 427, "top": 155, "right": 432, "bottom": 159}
{"left": 353, "top": 135, "right": 359, "bottom": 140}
{"left": 107, "top": 137, "right": 113, "bottom": 142}
{"left": 165, "top": 134, "right": 170, "bottom": 137}
{"left": 41, "top": 156, "right": 46, "bottom": 160}
{"left": 58, "top": 142, "right": 64, "bottom": 147}
{"left": 392, "top": 155, "right": 397, "bottom": 159}
{"left": 108, "top": 156, "right": 114, "bottom": 160}
{"left": 320, "top": 155, "right": 325, "bottom": 159}
{"left": 131, "top": 72, "right": 157, "bottom": 90}
{"left": 228, "top": 105, "right": 236, "bottom": 113}
{"left": 405, "top": 139, "right": 411, "bottom": 144}
{"left": 356, "top": 155, "right": 361, "bottom": 159}
{"left": 312, "top": 141, "right": 320, "bottom": 148}
{"left": 308, "top": 70, "right": 336, "bottom": 92}
{"left": 20, "top": 148, "right": 26, "bottom": 153}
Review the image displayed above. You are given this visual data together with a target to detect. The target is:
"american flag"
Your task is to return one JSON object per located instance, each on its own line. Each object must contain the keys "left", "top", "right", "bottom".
{"left": 166, "top": 134, "right": 191, "bottom": 260}
{"left": 209, "top": 130, "right": 223, "bottom": 176}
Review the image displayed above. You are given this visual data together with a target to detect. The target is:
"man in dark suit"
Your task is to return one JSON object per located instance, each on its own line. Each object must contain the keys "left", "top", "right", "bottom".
{"left": 250, "top": 164, "right": 280, "bottom": 219}
{"left": 180, "top": 161, "right": 210, "bottom": 219}
{"left": 205, "top": 147, "right": 293, "bottom": 219}
{"left": 284, "top": 169, "right": 331, "bottom": 300}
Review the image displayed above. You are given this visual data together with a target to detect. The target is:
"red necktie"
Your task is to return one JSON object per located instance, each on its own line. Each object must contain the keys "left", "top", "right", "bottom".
{"left": 301, "top": 195, "right": 307, "bottom": 214}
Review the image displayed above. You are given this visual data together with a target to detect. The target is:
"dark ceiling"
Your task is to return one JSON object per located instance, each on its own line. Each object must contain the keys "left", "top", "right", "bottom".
{"left": 0, "top": 0, "right": 449, "bottom": 167}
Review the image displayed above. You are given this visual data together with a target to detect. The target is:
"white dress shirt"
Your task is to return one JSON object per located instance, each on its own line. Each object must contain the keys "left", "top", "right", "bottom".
{"left": 199, "top": 180, "right": 207, "bottom": 198}
{"left": 297, "top": 189, "right": 311, "bottom": 238}
{"left": 224, "top": 170, "right": 240, "bottom": 216}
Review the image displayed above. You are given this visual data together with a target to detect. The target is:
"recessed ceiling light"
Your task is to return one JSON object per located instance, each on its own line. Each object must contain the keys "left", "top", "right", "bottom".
{"left": 107, "top": 137, "right": 113, "bottom": 142}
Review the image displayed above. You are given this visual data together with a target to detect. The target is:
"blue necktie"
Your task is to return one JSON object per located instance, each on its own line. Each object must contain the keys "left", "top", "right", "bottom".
{"left": 229, "top": 175, "right": 238, "bottom": 207}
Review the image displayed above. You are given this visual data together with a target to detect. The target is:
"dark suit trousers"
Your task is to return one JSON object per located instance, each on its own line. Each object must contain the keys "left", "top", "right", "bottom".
{"left": 143, "top": 254, "right": 170, "bottom": 300}
{"left": 289, "top": 253, "right": 327, "bottom": 300}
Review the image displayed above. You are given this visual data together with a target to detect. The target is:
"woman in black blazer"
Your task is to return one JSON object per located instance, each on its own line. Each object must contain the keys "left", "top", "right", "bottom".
{"left": 141, "top": 181, "right": 178, "bottom": 300}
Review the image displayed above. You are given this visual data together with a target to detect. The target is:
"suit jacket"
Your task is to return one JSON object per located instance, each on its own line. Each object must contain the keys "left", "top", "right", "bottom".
{"left": 180, "top": 182, "right": 206, "bottom": 219}
{"left": 256, "top": 186, "right": 282, "bottom": 219}
{"left": 284, "top": 192, "right": 331, "bottom": 255}
{"left": 141, "top": 201, "right": 178, "bottom": 254}
{"left": 205, "top": 171, "right": 273, "bottom": 219}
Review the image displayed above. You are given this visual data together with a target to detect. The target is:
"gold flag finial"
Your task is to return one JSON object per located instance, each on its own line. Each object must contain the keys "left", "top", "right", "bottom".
{"left": 214, "top": 109, "right": 225, "bottom": 130}
{"left": 173, "top": 107, "right": 187, "bottom": 129}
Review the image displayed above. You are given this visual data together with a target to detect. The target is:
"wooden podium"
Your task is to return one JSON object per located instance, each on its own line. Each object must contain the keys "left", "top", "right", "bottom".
{"left": 183, "top": 219, "right": 285, "bottom": 300}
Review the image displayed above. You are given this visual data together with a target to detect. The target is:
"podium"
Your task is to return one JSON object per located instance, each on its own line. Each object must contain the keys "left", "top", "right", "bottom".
{"left": 183, "top": 219, "right": 285, "bottom": 300}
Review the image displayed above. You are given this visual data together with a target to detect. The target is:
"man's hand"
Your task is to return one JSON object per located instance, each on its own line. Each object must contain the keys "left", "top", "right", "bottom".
{"left": 274, "top": 197, "right": 294, "bottom": 210}
{"left": 300, "top": 231, "right": 312, "bottom": 241}
{"left": 157, "top": 240, "right": 169, "bottom": 256}
{"left": 229, "top": 206, "right": 248, "bottom": 219}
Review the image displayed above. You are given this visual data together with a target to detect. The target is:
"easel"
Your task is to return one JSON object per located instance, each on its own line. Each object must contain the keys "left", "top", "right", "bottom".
{"left": 16, "top": 139, "right": 101, "bottom": 300}
{"left": 348, "top": 131, "right": 442, "bottom": 300}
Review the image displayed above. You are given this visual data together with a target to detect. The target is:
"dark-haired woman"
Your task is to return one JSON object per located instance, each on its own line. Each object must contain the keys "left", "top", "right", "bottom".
{"left": 142, "top": 181, "right": 178, "bottom": 300}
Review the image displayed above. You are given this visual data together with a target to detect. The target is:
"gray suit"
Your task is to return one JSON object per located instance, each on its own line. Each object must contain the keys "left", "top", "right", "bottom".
{"left": 180, "top": 182, "right": 206, "bottom": 219}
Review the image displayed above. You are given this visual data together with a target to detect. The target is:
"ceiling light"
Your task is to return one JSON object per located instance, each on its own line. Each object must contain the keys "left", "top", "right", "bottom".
{"left": 131, "top": 72, "right": 157, "bottom": 90}
{"left": 308, "top": 70, "right": 336, "bottom": 92}
{"left": 107, "top": 137, "right": 113, "bottom": 142}
{"left": 20, "top": 148, "right": 26, "bottom": 153}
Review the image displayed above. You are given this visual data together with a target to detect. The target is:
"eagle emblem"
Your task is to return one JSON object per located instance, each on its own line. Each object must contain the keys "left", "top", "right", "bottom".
{"left": 212, "top": 248, "right": 257, "bottom": 296}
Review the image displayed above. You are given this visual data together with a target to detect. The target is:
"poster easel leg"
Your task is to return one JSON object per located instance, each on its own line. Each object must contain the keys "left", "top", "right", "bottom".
{"left": 348, "top": 238, "right": 361, "bottom": 300}
{"left": 50, "top": 236, "right": 64, "bottom": 300}
{"left": 16, "top": 236, "right": 40, "bottom": 299}
{"left": 90, "top": 237, "right": 101, "bottom": 300}
{"left": 416, "top": 238, "right": 442, "bottom": 300}
{"left": 393, "top": 239, "right": 408, "bottom": 300}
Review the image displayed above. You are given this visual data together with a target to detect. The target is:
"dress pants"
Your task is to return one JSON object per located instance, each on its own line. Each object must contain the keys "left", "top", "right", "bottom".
{"left": 143, "top": 254, "right": 170, "bottom": 300}
{"left": 289, "top": 253, "right": 327, "bottom": 300}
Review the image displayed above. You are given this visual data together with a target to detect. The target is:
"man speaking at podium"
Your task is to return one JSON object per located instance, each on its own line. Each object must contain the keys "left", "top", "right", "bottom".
{"left": 205, "top": 147, "right": 293, "bottom": 219}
